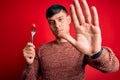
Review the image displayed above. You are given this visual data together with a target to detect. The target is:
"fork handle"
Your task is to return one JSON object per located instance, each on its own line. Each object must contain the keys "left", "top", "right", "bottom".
{"left": 30, "top": 35, "right": 34, "bottom": 43}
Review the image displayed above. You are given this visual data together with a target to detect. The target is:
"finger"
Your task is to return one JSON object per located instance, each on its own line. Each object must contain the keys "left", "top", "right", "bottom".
{"left": 23, "top": 51, "right": 34, "bottom": 57}
{"left": 91, "top": 6, "right": 99, "bottom": 26}
{"left": 26, "top": 42, "right": 35, "bottom": 48}
{"left": 65, "top": 34, "right": 76, "bottom": 46}
{"left": 70, "top": 4, "right": 80, "bottom": 29}
{"left": 24, "top": 47, "right": 35, "bottom": 52}
{"left": 81, "top": 0, "right": 91, "bottom": 23}
{"left": 73, "top": 0, "right": 85, "bottom": 24}
{"left": 23, "top": 51, "right": 35, "bottom": 57}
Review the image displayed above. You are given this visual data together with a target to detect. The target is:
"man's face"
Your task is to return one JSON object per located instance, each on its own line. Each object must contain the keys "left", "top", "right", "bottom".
{"left": 47, "top": 10, "right": 71, "bottom": 38}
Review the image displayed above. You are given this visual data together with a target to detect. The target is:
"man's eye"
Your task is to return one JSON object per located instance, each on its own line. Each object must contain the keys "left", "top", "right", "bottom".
{"left": 58, "top": 18, "right": 63, "bottom": 22}
{"left": 49, "top": 21, "right": 55, "bottom": 25}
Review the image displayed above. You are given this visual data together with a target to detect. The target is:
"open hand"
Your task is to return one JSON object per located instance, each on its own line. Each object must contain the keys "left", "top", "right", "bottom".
{"left": 66, "top": 0, "right": 102, "bottom": 56}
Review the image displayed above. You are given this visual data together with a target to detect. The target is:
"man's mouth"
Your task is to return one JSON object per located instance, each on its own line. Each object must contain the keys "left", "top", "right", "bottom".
{"left": 57, "top": 29, "right": 63, "bottom": 33}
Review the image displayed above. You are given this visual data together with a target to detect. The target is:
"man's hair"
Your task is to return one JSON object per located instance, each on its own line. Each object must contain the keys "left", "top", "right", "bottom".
{"left": 46, "top": 4, "right": 68, "bottom": 18}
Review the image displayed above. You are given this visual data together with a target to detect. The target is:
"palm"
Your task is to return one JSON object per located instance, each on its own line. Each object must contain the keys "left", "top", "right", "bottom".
{"left": 74, "top": 23, "right": 101, "bottom": 55}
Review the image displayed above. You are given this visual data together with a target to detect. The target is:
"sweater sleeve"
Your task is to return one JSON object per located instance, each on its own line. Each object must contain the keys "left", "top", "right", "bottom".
{"left": 22, "top": 53, "right": 41, "bottom": 80}
{"left": 85, "top": 47, "right": 119, "bottom": 73}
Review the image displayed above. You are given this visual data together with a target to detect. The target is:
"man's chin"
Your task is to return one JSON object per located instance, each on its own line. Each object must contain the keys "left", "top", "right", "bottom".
{"left": 54, "top": 34, "right": 62, "bottom": 38}
{"left": 54, "top": 32, "right": 67, "bottom": 39}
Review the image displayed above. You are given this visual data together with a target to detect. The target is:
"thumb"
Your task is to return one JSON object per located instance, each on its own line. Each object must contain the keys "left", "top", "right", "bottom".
{"left": 65, "top": 34, "right": 76, "bottom": 45}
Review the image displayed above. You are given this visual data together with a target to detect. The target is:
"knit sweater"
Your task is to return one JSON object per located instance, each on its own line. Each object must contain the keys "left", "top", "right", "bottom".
{"left": 22, "top": 41, "right": 119, "bottom": 80}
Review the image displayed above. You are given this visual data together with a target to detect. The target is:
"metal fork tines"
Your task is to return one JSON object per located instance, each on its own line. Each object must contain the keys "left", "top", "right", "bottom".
{"left": 31, "top": 24, "right": 36, "bottom": 43}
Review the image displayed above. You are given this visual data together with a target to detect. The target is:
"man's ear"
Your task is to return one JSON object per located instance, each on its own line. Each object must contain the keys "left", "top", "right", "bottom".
{"left": 67, "top": 15, "right": 71, "bottom": 24}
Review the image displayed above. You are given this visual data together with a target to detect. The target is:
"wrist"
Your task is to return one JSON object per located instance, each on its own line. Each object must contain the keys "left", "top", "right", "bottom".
{"left": 90, "top": 48, "right": 103, "bottom": 59}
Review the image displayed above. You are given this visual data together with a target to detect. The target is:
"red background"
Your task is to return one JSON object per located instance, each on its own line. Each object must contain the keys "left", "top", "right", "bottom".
{"left": 0, "top": 0, "right": 120, "bottom": 80}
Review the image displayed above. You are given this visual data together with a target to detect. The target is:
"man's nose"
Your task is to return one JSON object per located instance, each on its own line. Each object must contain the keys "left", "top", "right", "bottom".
{"left": 55, "top": 21, "right": 60, "bottom": 28}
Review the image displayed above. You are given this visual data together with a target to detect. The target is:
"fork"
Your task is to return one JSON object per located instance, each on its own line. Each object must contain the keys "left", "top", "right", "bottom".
{"left": 31, "top": 24, "right": 36, "bottom": 43}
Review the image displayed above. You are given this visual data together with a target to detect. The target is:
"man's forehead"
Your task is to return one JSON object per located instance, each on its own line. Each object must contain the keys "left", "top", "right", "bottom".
{"left": 48, "top": 10, "right": 67, "bottom": 20}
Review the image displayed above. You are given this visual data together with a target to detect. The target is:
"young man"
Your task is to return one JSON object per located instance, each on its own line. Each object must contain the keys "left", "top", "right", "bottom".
{"left": 22, "top": 0, "right": 119, "bottom": 80}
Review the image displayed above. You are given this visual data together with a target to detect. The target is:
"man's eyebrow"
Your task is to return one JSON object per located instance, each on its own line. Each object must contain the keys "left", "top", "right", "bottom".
{"left": 47, "top": 20, "right": 54, "bottom": 22}
{"left": 57, "top": 16, "right": 64, "bottom": 19}
{"left": 48, "top": 16, "right": 64, "bottom": 21}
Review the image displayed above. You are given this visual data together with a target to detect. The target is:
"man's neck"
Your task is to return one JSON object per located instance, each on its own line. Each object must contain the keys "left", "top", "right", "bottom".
{"left": 56, "top": 38, "right": 68, "bottom": 43}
